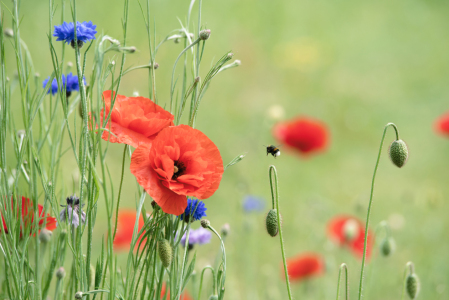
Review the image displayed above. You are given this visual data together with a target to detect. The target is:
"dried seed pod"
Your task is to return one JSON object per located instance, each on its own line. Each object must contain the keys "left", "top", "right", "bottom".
{"left": 158, "top": 239, "right": 173, "bottom": 268}
{"left": 389, "top": 139, "right": 408, "bottom": 168}
{"left": 266, "top": 209, "right": 279, "bottom": 237}
{"left": 406, "top": 273, "right": 420, "bottom": 299}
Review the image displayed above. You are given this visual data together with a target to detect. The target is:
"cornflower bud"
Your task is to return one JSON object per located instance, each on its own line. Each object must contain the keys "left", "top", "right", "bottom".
{"left": 380, "top": 237, "right": 396, "bottom": 256}
{"left": 75, "top": 291, "right": 83, "bottom": 299}
{"left": 201, "top": 219, "right": 210, "bottom": 229}
{"left": 234, "top": 59, "right": 241, "bottom": 66}
{"left": 221, "top": 223, "right": 230, "bottom": 237}
{"left": 158, "top": 239, "right": 173, "bottom": 268}
{"left": 389, "top": 139, "right": 408, "bottom": 168}
{"left": 227, "top": 53, "right": 234, "bottom": 59}
{"left": 39, "top": 228, "right": 52, "bottom": 243}
{"left": 199, "top": 29, "right": 211, "bottom": 40}
{"left": 406, "top": 273, "right": 420, "bottom": 299}
{"left": 152, "top": 62, "right": 159, "bottom": 70}
{"left": 265, "top": 209, "right": 279, "bottom": 237}
{"left": 56, "top": 267, "right": 66, "bottom": 279}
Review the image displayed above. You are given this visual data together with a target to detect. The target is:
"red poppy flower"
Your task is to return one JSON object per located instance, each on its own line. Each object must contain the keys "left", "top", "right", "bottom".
{"left": 130, "top": 125, "right": 223, "bottom": 215}
{"left": 273, "top": 116, "right": 329, "bottom": 155}
{"left": 100, "top": 90, "right": 174, "bottom": 148}
{"left": 113, "top": 210, "right": 147, "bottom": 251}
{"left": 435, "top": 112, "right": 449, "bottom": 137}
{"left": 327, "top": 215, "right": 374, "bottom": 259}
{"left": 284, "top": 253, "right": 324, "bottom": 281}
{"left": 161, "top": 283, "right": 193, "bottom": 300}
{"left": 0, "top": 196, "right": 57, "bottom": 236}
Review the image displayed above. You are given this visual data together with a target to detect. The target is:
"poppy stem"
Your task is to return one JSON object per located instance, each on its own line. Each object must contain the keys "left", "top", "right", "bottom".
{"left": 112, "top": 145, "right": 128, "bottom": 241}
{"left": 336, "top": 263, "right": 349, "bottom": 300}
{"left": 357, "top": 122, "right": 400, "bottom": 300}
{"left": 269, "top": 165, "right": 293, "bottom": 300}
{"left": 400, "top": 262, "right": 414, "bottom": 300}
{"left": 198, "top": 266, "right": 216, "bottom": 299}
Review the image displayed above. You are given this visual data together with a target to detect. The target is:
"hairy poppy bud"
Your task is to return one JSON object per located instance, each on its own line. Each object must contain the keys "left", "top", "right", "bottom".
{"left": 201, "top": 219, "right": 211, "bottom": 229}
{"left": 75, "top": 291, "right": 83, "bottom": 300}
{"left": 208, "top": 295, "right": 219, "bottom": 300}
{"left": 380, "top": 237, "right": 396, "bottom": 256}
{"left": 266, "top": 209, "right": 279, "bottom": 237}
{"left": 56, "top": 267, "right": 66, "bottom": 279}
{"left": 406, "top": 273, "right": 420, "bottom": 299}
{"left": 199, "top": 29, "right": 211, "bottom": 40}
{"left": 39, "top": 228, "right": 52, "bottom": 243}
{"left": 158, "top": 239, "right": 173, "bottom": 268}
{"left": 389, "top": 139, "right": 408, "bottom": 168}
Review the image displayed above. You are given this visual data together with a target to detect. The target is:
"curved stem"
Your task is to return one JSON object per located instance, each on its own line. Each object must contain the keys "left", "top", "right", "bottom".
{"left": 269, "top": 165, "right": 293, "bottom": 300}
{"left": 401, "top": 262, "right": 414, "bottom": 300}
{"left": 206, "top": 225, "right": 226, "bottom": 295}
{"left": 198, "top": 266, "right": 215, "bottom": 299}
{"left": 336, "top": 263, "right": 349, "bottom": 300}
{"left": 112, "top": 145, "right": 127, "bottom": 240}
{"left": 357, "top": 123, "right": 399, "bottom": 300}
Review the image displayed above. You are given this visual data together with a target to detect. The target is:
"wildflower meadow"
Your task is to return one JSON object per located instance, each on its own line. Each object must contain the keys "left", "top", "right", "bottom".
{"left": 1, "top": 0, "right": 449, "bottom": 299}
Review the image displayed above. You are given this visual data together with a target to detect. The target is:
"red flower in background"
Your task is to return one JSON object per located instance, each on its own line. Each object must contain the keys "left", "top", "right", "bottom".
{"left": 100, "top": 91, "right": 174, "bottom": 148}
{"left": 0, "top": 196, "right": 57, "bottom": 236}
{"left": 130, "top": 125, "right": 223, "bottom": 215}
{"left": 113, "top": 210, "right": 146, "bottom": 251}
{"left": 284, "top": 253, "right": 324, "bottom": 281}
{"left": 161, "top": 283, "right": 193, "bottom": 300}
{"left": 273, "top": 116, "right": 329, "bottom": 155}
{"left": 435, "top": 112, "right": 449, "bottom": 137}
{"left": 327, "top": 215, "right": 374, "bottom": 259}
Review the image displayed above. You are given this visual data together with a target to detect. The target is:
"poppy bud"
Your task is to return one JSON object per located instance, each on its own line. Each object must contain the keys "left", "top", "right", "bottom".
{"left": 158, "top": 239, "right": 173, "bottom": 268}
{"left": 75, "top": 291, "right": 83, "bottom": 300}
{"left": 221, "top": 223, "right": 230, "bottom": 237}
{"left": 406, "top": 273, "right": 420, "bottom": 299}
{"left": 199, "top": 29, "right": 211, "bottom": 40}
{"left": 266, "top": 209, "right": 279, "bottom": 237}
{"left": 380, "top": 237, "right": 396, "bottom": 256}
{"left": 200, "top": 219, "right": 210, "bottom": 229}
{"left": 208, "top": 295, "right": 219, "bottom": 300}
{"left": 4, "top": 28, "right": 13, "bottom": 38}
{"left": 342, "top": 219, "right": 359, "bottom": 242}
{"left": 389, "top": 139, "right": 408, "bottom": 168}
{"left": 39, "top": 228, "right": 52, "bottom": 243}
{"left": 56, "top": 267, "right": 66, "bottom": 279}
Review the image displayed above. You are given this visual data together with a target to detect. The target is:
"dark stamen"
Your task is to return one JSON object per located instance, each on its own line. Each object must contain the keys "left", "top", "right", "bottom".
{"left": 172, "top": 160, "right": 186, "bottom": 180}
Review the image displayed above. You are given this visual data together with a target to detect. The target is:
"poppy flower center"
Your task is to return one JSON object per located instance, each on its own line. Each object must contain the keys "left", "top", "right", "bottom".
{"left": 172, "top": 161, "right": 186, "bottom": 180}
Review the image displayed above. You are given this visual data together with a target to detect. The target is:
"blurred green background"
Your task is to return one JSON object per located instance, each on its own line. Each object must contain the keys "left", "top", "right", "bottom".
{"left": 3, "top": 0, "right": 449, "bottom": 299}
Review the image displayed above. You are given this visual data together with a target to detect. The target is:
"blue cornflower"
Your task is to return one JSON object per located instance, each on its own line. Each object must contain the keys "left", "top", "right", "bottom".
{"left": 53, "top": 21, "right": 97, "bottom": 48}
{"left": 42, "top": 73, "right": 86, "bottom": 97}
{"left": 180, "top": 227, "right": 212, "bottom": 248}
{"left": 180, "top": 198, "right": 207, "bottom": 223}
{"left": 42, "top": 77, "right": 59, "bottom": 95}
{"left": 242, "top": 195, "right": 265, "bottom": 213}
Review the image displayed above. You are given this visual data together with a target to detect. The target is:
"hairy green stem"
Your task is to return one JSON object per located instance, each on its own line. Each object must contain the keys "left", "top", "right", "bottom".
{"left": 336, "top": 263, "right": 349, "bottom": 300}
{"left": 357, "top": 123, "right": 399, "bottom": 300}
{"left": 269, "top": 165, "right": 292, "bottom": 300}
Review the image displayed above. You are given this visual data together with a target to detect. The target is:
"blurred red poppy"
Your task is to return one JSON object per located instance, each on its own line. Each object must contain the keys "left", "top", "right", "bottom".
{"left": 0, "top": 196, "right": 57, "bottom": 237}
{"left": 130, "top": 125, "right": 223, "bottom": 215}
{"left": 327, "top": 215, "right": 373, "bottom": 259}
{"left": 113, "top": 210, "right": 146, "bottom": 251}
{"left": 273, "top": 116, "right": 329, "bottom": 155}
{"left": 284, "top": 253, "right": 324, "bottom": 281}
{"left": 100, "top": 91, "right": 174, "bottom": 148}
{"left": 161, "top": 283, "right": 193, "bottom": 300}
{"left": 435, "top": 112, "right": 449, "bottom": 137}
